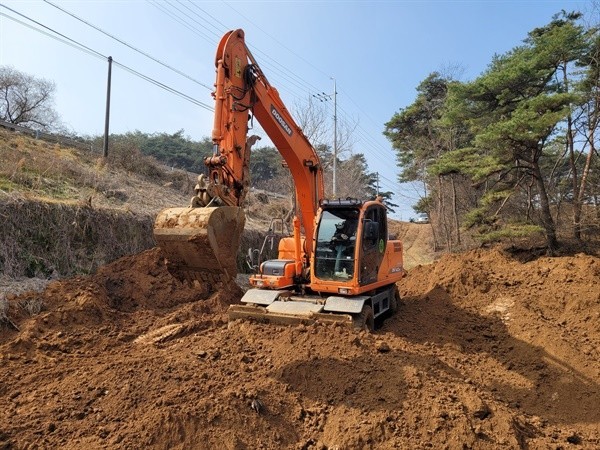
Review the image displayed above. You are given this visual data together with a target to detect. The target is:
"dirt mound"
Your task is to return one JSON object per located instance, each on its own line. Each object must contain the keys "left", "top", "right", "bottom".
{"left": 1, "top": 248, "right": 241, "bottom": 355}
{"left": 1, "top": 247, "right": 599, "bottom": 449}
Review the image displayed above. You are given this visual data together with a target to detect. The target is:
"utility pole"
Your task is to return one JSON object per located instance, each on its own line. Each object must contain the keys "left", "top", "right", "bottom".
{"left": 103, "top": 56, "right": 113, "bottom": 158}
{"left": 376, "top": 172, "right": 380, "bottom": 196}
{"left": 332, "top": 77, "right": 337, "bottom": 198}
{"left": 313, "top": 77, "right": 338, "bottom": 197}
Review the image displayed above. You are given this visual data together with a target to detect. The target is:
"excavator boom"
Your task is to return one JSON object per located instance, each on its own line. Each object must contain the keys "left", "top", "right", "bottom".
{"left": 154, "top": 29, "right": 323, "bottom": 288}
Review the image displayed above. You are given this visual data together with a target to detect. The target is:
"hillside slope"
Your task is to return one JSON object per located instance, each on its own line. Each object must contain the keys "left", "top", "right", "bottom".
{"left": 0, "top": 130, "right": 282, "bottom": 281}
{"left": 0, "top": 129, "right": 194, "bottom": 278}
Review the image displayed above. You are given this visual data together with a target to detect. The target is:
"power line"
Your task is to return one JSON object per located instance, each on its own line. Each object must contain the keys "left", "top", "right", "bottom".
{"left": 221, "top": 0, "right": 332, "bottom": 81}
{"left": 153, "top": 0, "right": 326, "bottom": 101}
{"left": 155, "top": 3, "right": 409, "bottom": 205}
{"left": 146, "top": 0, "right": 312, "bottom": 101}
{"left": 185, "top": 1, "right": 230, "bottom": 33}
{"left": 148, "top": 0, "right": 368, "bottom": 146}
{"left": 113, "top": 61, "right": 212, "bottom": 109}
{"left": 315, "top": 99, "right": 396, "bottom": 173}
{"left": 0, "top": 4, "right": 214, "bottom": 111}
{"left": 6, "top": 1, "right": 406, "bottom": 200}
{"left": 173, "top": 0, "right": 224, "bottom": 37}
{"left": 43, "top": 0, "right": 213, "bottom": 92}
{"left": 202, "top": 1, "right": 398, "bottom": 167}
{"left": 1, "top": 3, "right": 106, "bottom": 59}
{"left": 146, "top": 1, "right": 215, "bottom": 46}
{"left": 217, "top": 0, "right": 399, "bottom": 153}
{"left": 147, "top": 0, "right": 317, "bottom": 103}
{"left": 0, "top": 11, "right": 105, "bottom": 62}
{"left": 163, "top": 0, "right": 221, "bottom": 42}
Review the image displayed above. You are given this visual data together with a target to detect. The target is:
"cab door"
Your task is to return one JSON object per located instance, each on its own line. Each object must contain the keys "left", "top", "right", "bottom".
{"left": 359, "top": 205, "right": 387, "bottom": 286}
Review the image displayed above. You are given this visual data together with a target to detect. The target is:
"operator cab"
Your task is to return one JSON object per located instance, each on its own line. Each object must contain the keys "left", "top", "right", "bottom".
{"left": 313, "top": 198, "right": 389, "bottom": 288}
{"left": 314, "top": 206, "right": 360, "bottom": 281}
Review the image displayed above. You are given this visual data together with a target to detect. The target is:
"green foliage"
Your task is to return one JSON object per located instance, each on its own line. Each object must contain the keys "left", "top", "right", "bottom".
{"left": 412, "top": 195, "right": 432, "bottom": 215}
{"left": 103, "top": 130, "right": 213, "bottom": 173}
{"left": 413, "top": 10, "right": 595, "bottom": 249}
{"left": 431, "top": 147, "right": 505, "bottom": 181}
{"left": 378, "top": 190, "right": 398, "bottom": 214}
{"left": 249, "top": 146, "right": 285, "bottom": 184}
{"left": 384, "top": 73, "right": 455, "bottom": 183}
{"left": 339, "top": 153, "right": 377, "bottom": 196}
{"left": 480, "top": 189, "right": 512, "bottom": 207}
{"left": 475, "top": 223, "right": 544, "bottom": 244}
{"left": 463, "top": 207, "right": 489, "bottom": 229}
{"left": 0, "top": 176, "right": 19, "bottom": 192}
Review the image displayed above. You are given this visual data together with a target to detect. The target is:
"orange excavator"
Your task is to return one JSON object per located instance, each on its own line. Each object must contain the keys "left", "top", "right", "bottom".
{"left": 153, "top": 29, "right": 405, "bottom": 330}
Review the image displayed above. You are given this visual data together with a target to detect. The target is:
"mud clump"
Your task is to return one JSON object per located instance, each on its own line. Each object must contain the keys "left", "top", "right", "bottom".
{"left": 1, "top": 247, "right": 599, "bottom": 449}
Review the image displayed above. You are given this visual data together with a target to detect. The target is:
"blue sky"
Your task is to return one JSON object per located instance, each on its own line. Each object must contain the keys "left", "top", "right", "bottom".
{"left": 0, "top": 0, "right": 590, "bottom": 219}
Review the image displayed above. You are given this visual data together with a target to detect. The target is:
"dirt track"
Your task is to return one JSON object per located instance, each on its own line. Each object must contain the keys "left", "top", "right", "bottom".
{"left": 1, "top": 244, "right": 599, "bottom": 449}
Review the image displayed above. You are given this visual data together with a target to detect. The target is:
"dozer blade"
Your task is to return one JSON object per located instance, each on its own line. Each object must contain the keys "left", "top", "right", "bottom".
{"left": 154, "top": 206, "right": 245, "bottom": 285}
{"left": 228, "top": 304, "right": 354, "bottom": 328}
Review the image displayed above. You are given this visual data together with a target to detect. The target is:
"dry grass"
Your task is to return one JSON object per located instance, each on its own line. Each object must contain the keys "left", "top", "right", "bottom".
{"left": 0, "top": 129, "right": 194, "bottom": 213}
{"left": 19, "top": 297, "right": 44, "bottom": 316}
{"left": 0, "top": 196, "right": 158, "bottom": 277}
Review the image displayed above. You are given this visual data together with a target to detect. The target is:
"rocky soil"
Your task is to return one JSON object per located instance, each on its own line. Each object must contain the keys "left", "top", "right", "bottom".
{"left": 1, "top": 246, "right": 599, "bottom": 449}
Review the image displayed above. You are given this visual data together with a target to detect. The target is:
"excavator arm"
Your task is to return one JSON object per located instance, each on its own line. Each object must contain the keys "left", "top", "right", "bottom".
{"left": 154, "top": 29, "right": 324, "bottom": 286}
{"left": 207, "top": 29, "right": 324, "bottom": 243}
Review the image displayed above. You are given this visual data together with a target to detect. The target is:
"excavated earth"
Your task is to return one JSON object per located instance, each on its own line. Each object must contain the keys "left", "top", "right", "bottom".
{"left": 1, "top": 246, "right": 599, "bottom": 449}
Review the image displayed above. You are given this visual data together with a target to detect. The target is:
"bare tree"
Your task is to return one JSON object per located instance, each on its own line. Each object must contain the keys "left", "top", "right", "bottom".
{"left": 293, "top": 95, "right": 358, "bottom": 171}
{"left": 0, "top": 66, "right": 60, "bottom": 130}
{"left": 293, "top": 96, "right": 330, "bottom": 144}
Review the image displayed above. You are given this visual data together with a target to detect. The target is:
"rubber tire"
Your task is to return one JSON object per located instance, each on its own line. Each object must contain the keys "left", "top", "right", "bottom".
{"left": 354, "top": 305, "right": 375, "bottom": 332}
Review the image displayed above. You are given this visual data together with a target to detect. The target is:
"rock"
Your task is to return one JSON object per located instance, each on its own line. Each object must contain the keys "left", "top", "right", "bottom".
{"left": 472, "top": 402, "right": 492, "bottom": 420}
{"left": 240, "top": 354, "right": 254, "bottom": 364}
{"left": 376, "top": 341, "right": 391, "bottom": 353}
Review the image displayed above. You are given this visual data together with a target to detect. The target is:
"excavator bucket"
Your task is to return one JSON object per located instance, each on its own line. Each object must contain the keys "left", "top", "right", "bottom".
{"left": 153, "top": 206, "right": 245, "bottom": 286}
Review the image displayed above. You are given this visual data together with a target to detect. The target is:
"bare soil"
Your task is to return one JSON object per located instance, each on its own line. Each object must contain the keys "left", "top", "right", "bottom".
{"left": 389, "top": 221, "right": 437, "bottom": 269}
{"left": 1, "top": 244, "right": 599, "bottom": 449}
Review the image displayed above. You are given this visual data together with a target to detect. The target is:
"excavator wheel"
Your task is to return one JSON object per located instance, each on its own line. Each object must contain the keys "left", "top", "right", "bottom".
{"left": 153, "top": 206, "right": 245, "bottom": 287}
{"left": 353, "top": 305, "right": 374, "bottom": 332}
